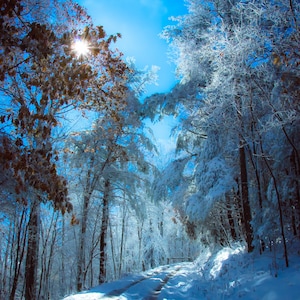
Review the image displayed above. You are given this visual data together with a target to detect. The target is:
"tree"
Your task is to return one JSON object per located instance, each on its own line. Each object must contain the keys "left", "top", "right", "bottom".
{"left": 147, "top": 0, "right": 299, "bottom": 260}
{"left": 0, "top": 0, "right": 128, "bottom": 298}
{"left": 64, "top": 85, "right": 157, "bottom": 290}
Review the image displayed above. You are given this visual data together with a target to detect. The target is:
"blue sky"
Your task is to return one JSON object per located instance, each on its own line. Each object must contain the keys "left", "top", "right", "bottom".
{"left": 75, "top": 0, "right": 187, "bottom": 149}
{"left": 77, "top": 0, "right": 187, "bottom": 96}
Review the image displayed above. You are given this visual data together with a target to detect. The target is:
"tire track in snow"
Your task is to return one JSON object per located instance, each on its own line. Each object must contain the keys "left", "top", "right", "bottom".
{"left": 103, "top": 265, "right": 176, "bottom": 298}
{"left": 143, "top": 266, "right": 182, "bottom": 300}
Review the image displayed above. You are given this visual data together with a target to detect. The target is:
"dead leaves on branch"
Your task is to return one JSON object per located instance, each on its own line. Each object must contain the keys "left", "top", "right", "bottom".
{"left": 0, "top": 135, "right": 72, "bottom": 213}
{"left": 0, "top": 1, "right": 130, "bottom": 213}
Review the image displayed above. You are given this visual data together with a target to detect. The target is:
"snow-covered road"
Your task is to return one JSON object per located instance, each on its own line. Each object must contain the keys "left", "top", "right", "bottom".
{"left": 63, "top": 262, "right": 203, "bottom": 300}
{"left": 63, "top": 246, "right": 300, "bottom": 300}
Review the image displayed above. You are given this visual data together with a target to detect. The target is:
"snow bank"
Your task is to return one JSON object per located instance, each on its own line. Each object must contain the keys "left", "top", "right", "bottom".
{"left": 63, "top": 245, "right": 300, "bottom": 300}
{"left": 199, "top": 245, "right": 300, "bottom": 300}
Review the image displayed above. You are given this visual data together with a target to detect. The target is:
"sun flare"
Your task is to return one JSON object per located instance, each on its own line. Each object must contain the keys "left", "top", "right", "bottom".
{"left": 72, "top": 39, "right": 90, "bottom": 57}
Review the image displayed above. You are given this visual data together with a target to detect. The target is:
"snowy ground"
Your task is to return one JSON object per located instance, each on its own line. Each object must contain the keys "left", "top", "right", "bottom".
{"left": 63, "top": 245, "right": 300, "bottom": 300}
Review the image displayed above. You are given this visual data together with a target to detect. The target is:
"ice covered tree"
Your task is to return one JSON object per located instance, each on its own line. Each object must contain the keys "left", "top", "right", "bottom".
{"left": 0, "top": 0, "right": 129, "bottom": 298}
{"left": 148, "top": 0, "right": 299, "bottom": 261}
{"left": 64, "top": 85, "right": 156, "bottom": 290}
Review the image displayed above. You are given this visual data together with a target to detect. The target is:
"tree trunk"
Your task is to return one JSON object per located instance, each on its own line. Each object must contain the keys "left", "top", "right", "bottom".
{"left": 76, "top": 191, "right": 91, "bottom": 291}
{"left": 9, "top": 208, "right": 27, "bottom": 300}
{"left": 99, "top": 179, "right": 110, "bottom": 284}
{"left": 226, "top": 194, "right": 237, "bottom": 241}
{"left": 290, "top": 149, "right": 300, "bottom": 233}
{"left": 38, "top": 211, "right": 59, "bottom": 299}
{"left": 25, "top": 199, "right": 40, "bottom": 300}
{"left": 109, "top": 218, "right": 117, "bottom": 279}
{"left": 118, "top": 195, "right": 126, "bottom": 277}
{"left": 235, "top": 87, "right": 254, "bottom": 252}
{"left": 1, "top": 220, "right": 12, "bottom": 299}
{"left": 260, "top": 141, "right": 289, "bottom": 267}
{"left": 76, "top": 154, "right": 109, "bottom": 290}
{"left": 137, "top": 221, "right": 143, "bottom": 271}
{"left": 77, "top": 164, "right": 97, "bottom": 292}
{"left": 239, "top": 139, "right": 254, "bottom": 252}
{"left": 60, "top": 215, "right": 66, "bottom": 297}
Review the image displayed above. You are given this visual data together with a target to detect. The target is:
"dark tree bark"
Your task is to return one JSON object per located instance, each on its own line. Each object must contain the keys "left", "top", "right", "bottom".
{"left": 239, "top": 140, "right": 254, "bottom": 252}
{"left": 25, "top": 199, "right": 40, "bottom": 300}
{"left": 99, "top": 179, "right": 110, "bottom": 284}
{"left": 118, "top": 198, "right": 126, "bottom": 277}
{"left": 76, "top": 171, "right": 93, "bottom": 292}
{"left": 226, "top": 194, "right": 237, "bottom": 241}
{"left": 235, "top": 86, "right": 254, "bottom": 252}
{"left": 9, "top": 208, "right": 27, "bottom": 300}
{"left": 259, "top": 141, "right": 289, "bottom": 267}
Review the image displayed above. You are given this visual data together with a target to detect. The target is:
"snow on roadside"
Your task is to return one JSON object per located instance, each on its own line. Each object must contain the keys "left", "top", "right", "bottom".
{"left": 63, "top": 245, "right": 300, "bottom": 300}
{"left": 199, "top": 244, "right": 300, "bottom": 300}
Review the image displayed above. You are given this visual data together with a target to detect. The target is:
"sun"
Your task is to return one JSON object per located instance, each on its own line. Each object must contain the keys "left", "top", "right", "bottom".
{"left": 72, "top": 39, "right": 90, "bottom": 57}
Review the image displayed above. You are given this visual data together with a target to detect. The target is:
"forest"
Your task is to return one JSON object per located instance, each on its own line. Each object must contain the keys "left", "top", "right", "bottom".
{"left": 0, "top": 0, "right": 299, "bottom": 299}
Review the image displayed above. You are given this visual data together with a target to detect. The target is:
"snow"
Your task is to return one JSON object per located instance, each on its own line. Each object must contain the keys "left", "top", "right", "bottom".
{"left": 63, "top": 245, "right": 300, "bottom": 300}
